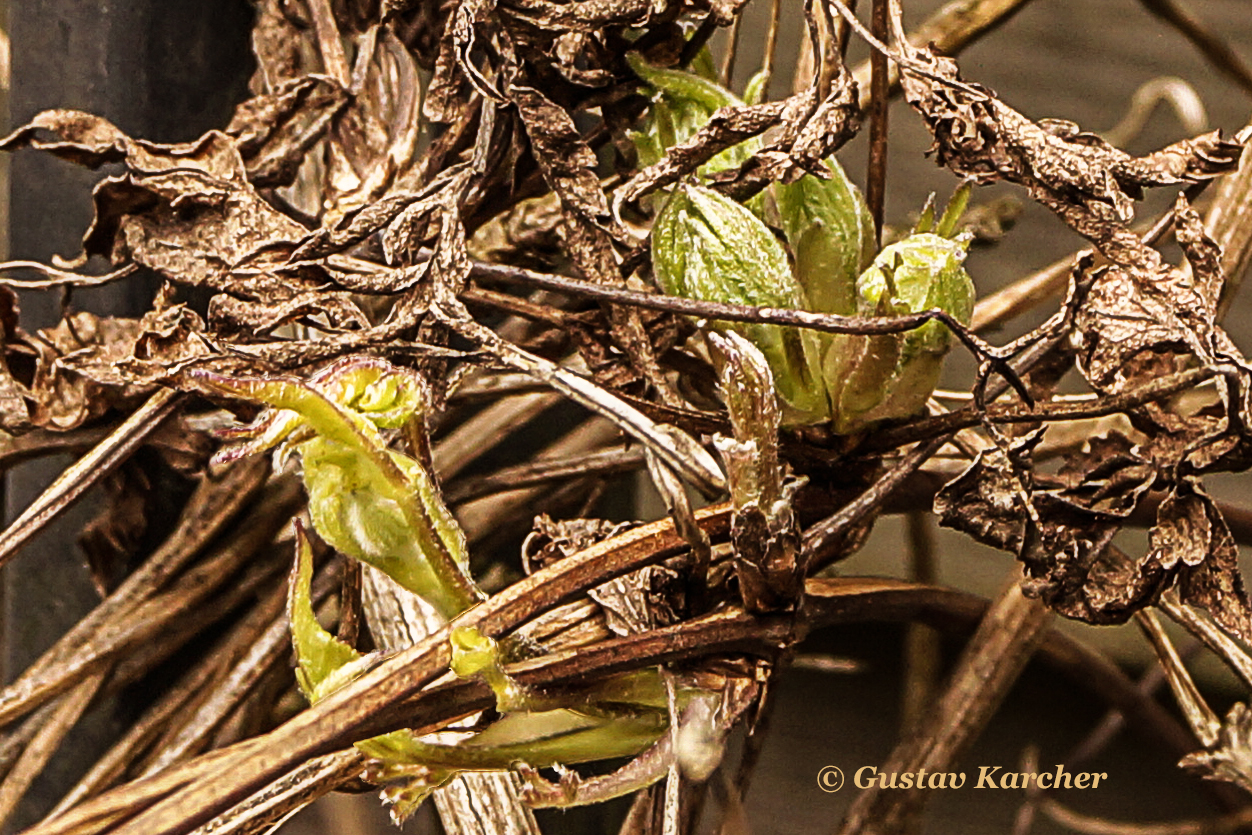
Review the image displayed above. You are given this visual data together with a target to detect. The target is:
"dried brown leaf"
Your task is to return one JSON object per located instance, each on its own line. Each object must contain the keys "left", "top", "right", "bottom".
{"left": 707, "top": 68, "right": 860, "bottom": 201}
{"left": 510, "top": 84, "right": 614, "bottom": 231}
{"left": 938, "top": 431, "right": 1175, "bottom": 625}
{"left": 934, "top": 431, "right": 1039, "bottom": 553}
{"left": 1149, "top": 482, "right": 1252, "bottom": 639}
{"left": 227, "top": 75, "right": 348, "bottom": 188}
{"left": 25, "top": 313, "right": 150, "bottom": 431}
{"left": 1180, "top": 701, "right": 1252, "bottom": 793}
{"left": 893, "top": 37, "right": 1242, "bottom": 225}
{"left": 208, "top": 291, "right": 371, "bottom": 338}
{"left": 498, "top": 0, "right": 656, "bottom": 34}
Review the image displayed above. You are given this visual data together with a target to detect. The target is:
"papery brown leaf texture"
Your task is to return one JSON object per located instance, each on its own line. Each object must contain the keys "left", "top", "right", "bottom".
{"left": 10, "top": 1, "right": 1252, "bottom": 832}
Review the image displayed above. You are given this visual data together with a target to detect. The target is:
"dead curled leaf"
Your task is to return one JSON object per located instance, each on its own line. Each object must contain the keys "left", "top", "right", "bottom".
{"left": 707, "top": 64, "right": 861, "bottom": 202}
{"left": 24, "top": 313, "right": 151, "bottom": 432}
{"left": 1180, "top": 701, "right": 1252, "bottom": 794}
{"left": 936, "top": 425, "right": 1252, "bottom": 633}
{"left": 893, "top": 35, "right": 1243, "bottom": 226}
{"left": 888, "top": 5, "right": 1245, "bottom": 395}
{"left": 937, "top": 431, "right": 1152, "bottom": 625}
{"left": 226, "top": 75, "right": 349, "bottom": 188}
{"left": 1148, "top": 482, "right": 1252, "bottom": 639}
{"left": 883, "top": 0, "right": 1252, "bottom": 634}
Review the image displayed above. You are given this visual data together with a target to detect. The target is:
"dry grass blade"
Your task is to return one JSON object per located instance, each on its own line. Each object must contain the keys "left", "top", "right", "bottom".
{"left": 453, "top": 317, "right": 726, "bottom": 497}
{"left": 0, "top": 675, "right": 107, "bottom": 829}
{"left": 23, "top": 574, "right": 1198, "bottom": 835}
{"left": 835, "top": 582, "right": 1053, "bottom": 834}
{"left": 1040, "top": 795, "right": 1252, "bottom": 835}
{"left": 0, "top": 389, "right": 180, "bottom": 568}
{"left": 187, "top": 751, "right": 369, "bottom": 835}
{"left": 0, "top": 470, "right": 300, "bottom": 732}
{"left": 22, "top": 507, "right": 735, "bottom": 835}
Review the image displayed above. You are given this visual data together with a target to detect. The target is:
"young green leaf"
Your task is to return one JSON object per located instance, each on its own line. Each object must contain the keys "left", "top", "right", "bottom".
{"left": 288, "top": 524, "right": 368, "bottom": 704}
{"left": 193, "top": 360, "right": 483, "bottom": 620}
{"left": 628, "top": 55, "right": 760, "bottom": 176}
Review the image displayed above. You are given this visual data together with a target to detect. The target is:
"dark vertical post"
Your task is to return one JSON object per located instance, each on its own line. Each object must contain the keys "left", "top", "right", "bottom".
{"left": 4, "top": 1, "right": 252, "bottom": 827}
{"left": 866, "top": 0, "right": 889, "bottom": 246}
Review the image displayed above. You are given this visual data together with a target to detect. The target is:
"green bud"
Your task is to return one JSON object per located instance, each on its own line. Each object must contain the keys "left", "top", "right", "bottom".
{"left": 823, "top": 232, "right": 975, "bottom": 433}
{"left": 449, "top": 626, "right": 526, "bottom": 712}
{"left": 775, "top": 157, "right": 876, "bottom": 316}
{"left": 651, "top": 184, "right": 828, "bottom": 423}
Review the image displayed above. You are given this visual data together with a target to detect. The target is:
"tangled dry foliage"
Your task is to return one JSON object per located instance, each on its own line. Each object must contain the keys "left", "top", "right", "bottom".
{"left": 6, "top": 0, "right": 1252, "bottom": 833}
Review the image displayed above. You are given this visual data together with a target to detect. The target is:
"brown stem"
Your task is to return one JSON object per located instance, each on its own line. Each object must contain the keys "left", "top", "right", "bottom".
{"left": 866, "top": 0, "right": 890, "bottom": 243}
{"left": 1138, "top": 0, "right": 1252, "bottom": 98}
{"left": 900, "top": 513, "right": 940, "bottom": 736}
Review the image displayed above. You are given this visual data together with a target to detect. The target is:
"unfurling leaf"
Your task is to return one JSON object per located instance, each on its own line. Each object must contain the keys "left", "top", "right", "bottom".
{"left": 194, "top": 356, "right": 483, "bottom": 621}
{"left": 710, "top": 332, "right": 804, "bottom": 613}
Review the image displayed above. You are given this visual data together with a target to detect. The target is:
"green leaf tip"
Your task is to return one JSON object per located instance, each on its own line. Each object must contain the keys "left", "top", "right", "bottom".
{"left": 288, "top": 523, "right": 365, "bottom": 704}
{"left": 627, "top": 55, "right": 759, "bottom": 176}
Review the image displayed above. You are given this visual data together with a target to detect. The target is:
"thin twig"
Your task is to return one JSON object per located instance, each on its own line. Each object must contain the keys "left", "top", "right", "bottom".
{"left": 1041, "top": 796, "right": 1252, "bottom": 835}
{"left": 851, "top": 0, "right": 1037, "bottom": 112}
{"left": 720, "top": 14, "right": 742, "bottom": 89}
{"left": 1134, "top": 609, "right": 1221, "bottom": 747}
{"left": 864, "top": 365, "right": 1217, "bottom": 451}
{"left": 1137, "top": 0, "right": 1252, "bottom": 98}
{"left": 446, "top": 447, "right": 645, "bottom": 504}
{"left": 760, "top": 0, "right": 783, "bottom": 94}
{"left": 971, "top": 254, "right": 1076, "bottom": 333}
{"left": 470, "top": 260, "right": 1022, "bottom": 397}
{"left": 0, "top": 388, "right": 181, "bottom": 569}
{"left": 900, "top": 513, "right": 939, "bottom": 736}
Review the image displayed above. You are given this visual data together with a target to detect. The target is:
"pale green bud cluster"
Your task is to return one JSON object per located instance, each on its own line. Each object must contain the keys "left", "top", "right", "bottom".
{"left": 636, "top": 61, "right": 976, "bottom": 433}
